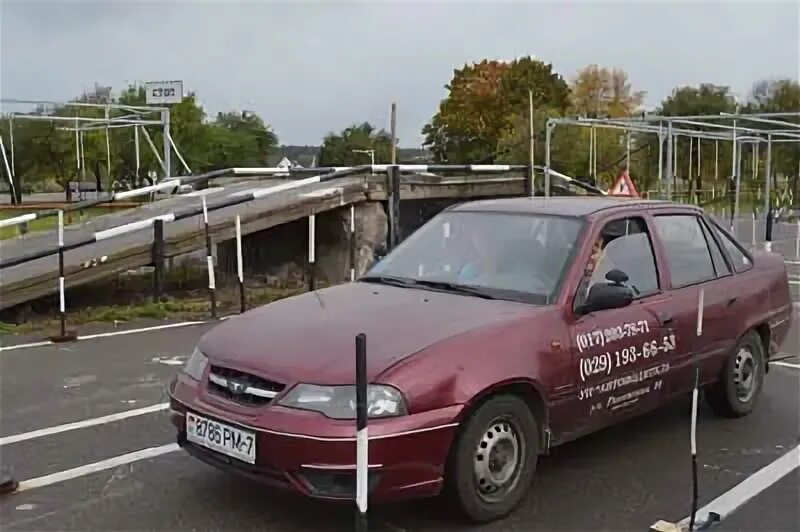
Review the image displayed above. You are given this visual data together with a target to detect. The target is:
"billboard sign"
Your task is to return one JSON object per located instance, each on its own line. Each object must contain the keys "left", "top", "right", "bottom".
{"left": 145, "top": 81, "right": 183, "bottom": 105}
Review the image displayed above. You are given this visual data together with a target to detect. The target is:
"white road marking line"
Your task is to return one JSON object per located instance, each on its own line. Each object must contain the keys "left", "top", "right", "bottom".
{"left": 0, "top": 403, "right": 169, "bottom": 446}
{"left": 0, "top": 318, "right": 231, "bottom": 353}
{"left": 77, "top": 321, "right": 209, "bottom": 340}
{"left": 772, "top": 361, "right": 800, "bottom": 370}
{"left": 0, "top": 340, "right": 51, "bottom": 352}
{"left": 677, "top": 444, "right": 800, "bottom": 527}
{"left": 14, "top": 443, "right": 180, "bottom": 493}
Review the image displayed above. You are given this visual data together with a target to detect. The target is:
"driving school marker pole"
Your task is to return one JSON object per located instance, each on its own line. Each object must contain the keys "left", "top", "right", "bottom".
{"left": 308, "top": 214, "right": 316, "bottom": 291}
{"left": 355, "top": 333, "right": 369, "bottom": 532}
{"left": 202, "top": 196, "right": 217, "bottom": 319}
{"left": 235, "top": 215, "right": 245, "bottom": 313}
{"left": 350, "top": 205, "right": 357, "bottom": 282}
{"left": 50, "top": 210, "right": 76, "bottom": 342}
{"left": 689, "top": 289, "right": 704, "bottom": 531}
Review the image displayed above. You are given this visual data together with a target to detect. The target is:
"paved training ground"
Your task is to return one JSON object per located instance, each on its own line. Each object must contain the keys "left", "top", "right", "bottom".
{"left": 0, "top": 314, "right": 797, "bottom": 531}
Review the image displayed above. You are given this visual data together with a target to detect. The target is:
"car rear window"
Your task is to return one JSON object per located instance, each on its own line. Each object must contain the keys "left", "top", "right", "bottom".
{"left": 653, "top": 215, "right": 717, "bottom": 288}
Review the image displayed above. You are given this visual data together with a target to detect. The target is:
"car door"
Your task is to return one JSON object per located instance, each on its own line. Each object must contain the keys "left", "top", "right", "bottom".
{"left": 650, "top": 213, "right": 737, "bottom": 396}
{"left": 568, "top": 215, "right": 675, "bottom": 430}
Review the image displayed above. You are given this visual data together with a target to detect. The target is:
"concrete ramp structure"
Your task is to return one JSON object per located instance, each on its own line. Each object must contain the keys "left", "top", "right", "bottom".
{"left": 1, "top": 165, "right": 602, "bottom": 311}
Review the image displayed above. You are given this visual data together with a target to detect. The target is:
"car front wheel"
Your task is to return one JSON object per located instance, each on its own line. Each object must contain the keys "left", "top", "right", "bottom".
{"left": 706, "top": 330, "right": 765, "bottom": 418}
{"left": 444, "top": 394, "right": 539, "bottom": 523}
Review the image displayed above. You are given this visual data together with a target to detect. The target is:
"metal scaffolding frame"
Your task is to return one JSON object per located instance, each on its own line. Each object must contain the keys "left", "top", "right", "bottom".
{"left": 0, "top": 98, "right": 176, "bottom": 204}
{"left": 544, "top": 112, "right": 800, "bottom": 236}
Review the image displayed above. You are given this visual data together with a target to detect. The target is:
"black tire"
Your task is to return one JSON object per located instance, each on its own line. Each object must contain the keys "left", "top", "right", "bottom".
{"left": 706, "top": 330, "right": 766, "bottom": 418}
{"left": 444, "top": 394, "right": 539, "bottom": 523}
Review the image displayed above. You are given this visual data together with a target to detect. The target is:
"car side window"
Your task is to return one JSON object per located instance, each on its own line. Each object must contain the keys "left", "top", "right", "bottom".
{"left": 576, "top": 217, "right": 660, "bottom": 305}
{"left": 711, "top": 223, "right": 753, "bottom": 273}
{"left": 699, "top": 218, "right": 731, "bottom": 276}
{"left": 653, "top": 215, "right": 716, "bottom": 287}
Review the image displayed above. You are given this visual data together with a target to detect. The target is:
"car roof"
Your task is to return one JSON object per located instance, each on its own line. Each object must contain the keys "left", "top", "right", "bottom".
{"left": 448, "top": 196, "right": 689, "bottom": 217}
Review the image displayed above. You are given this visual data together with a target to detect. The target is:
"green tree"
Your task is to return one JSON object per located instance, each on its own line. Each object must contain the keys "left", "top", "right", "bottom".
{"left": 422, "top": 58, "right": 570, "bottom": 163}
{"left": 319, "top": 122, "right": 393, "bottom": 166}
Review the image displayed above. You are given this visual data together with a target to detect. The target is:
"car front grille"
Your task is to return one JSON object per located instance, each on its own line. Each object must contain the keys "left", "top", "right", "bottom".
{"left": 207, "top": 365, "right": 285, "bottom": 406}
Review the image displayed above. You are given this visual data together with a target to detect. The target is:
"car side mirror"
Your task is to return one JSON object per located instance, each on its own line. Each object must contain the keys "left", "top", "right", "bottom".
{"left": 578, "top": 282, "right": 633, "bottom": 314}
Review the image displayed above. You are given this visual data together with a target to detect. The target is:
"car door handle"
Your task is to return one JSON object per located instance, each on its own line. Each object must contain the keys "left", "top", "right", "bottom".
{"left": 727, "top": 296, "right": 738, "bottom": 307}
{"left": 657, "top": 312, "right": 673, "bottom": 325}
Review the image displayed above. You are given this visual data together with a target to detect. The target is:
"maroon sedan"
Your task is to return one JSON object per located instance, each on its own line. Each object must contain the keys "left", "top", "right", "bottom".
{"left": 168, "top": 197, "right": 793, "bottom": 522}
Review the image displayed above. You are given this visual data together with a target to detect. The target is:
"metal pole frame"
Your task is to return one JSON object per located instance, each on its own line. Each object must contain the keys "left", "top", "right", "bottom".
{"left": 545, "top": 120, "right": 553, "bottom": 197}
{"left": 163, "top": 109, "right": 171, "bottom": 179}
{"left": 9, "top": 116, "right": 15, "bottom": 181}
{"left": 665, "top": 122, "right": 674, "bottom": 201}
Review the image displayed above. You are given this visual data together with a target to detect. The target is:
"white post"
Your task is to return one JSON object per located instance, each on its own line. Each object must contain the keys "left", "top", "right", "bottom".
{"left": 134, "top": 125, "right": 141, "bottom": 185}
{"left": 308, "top": 214, "right": 316, "bottom": 291}
{"left": 350, "top": 205, "right": 356, "bottom": 282}
{"left": 235, "top": 215, "right": 244, "bottom": 285}
{"left": 308, "top": 215, "right": 316, "bottom": 265}
{"left": 9, "top": 116, "right": 15, "bottom": 178}
{"left": 751, "top": 212, "right": 756, "bottom": 247}
{"left": 796, "top": 220, "right": 800, "bottom": 259}
{"left": 104, "top": 107, "right": 112, "bottom": 184}
{"left": 202, "top": 196, "right": 215, "bottom": 291}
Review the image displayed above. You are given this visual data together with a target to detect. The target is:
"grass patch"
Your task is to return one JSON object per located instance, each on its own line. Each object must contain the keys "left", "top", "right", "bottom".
{"left": 0, "top": 285, "right": 305, "bottom": 337}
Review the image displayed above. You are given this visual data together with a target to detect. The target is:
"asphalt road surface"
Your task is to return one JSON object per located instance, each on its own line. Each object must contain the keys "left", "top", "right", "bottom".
{"left": 0, "top": 312, "right": 798, "bottom": 532}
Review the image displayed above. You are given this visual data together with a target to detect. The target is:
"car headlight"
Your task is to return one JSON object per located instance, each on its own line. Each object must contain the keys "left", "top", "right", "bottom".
{"left": 183, "top": 347, "right": 208, "bottom": 380}
{"left": 277, "top": 384, "right": 407, "bottom": 419}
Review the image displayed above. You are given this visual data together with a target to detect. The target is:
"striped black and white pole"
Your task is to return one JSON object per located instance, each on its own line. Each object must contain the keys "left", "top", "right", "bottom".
{"left": 308, "top": 214, "right": 316, "bottom": 291}
{"left": 354, "top": 332, "right": 368, "bottom": 532}
{"left": 689, "top": 288, "right": 704, "bottom": 531}
{"left": 235, "top": 215, "right": 246, "bottom": 314}
{"left": 349, "top": 204, "right": 357, "bottom": 282}
{"left": 0, "top": 170, "right": 351, "bottom": 272}
{"left": 202, "top": 196, "right": 217, "bottom": 319}
{"left": 765, "top": 208, "right": 774, "bottom": 253}
{"left": 57, "top": 210, "right": 67, "bottom": 338}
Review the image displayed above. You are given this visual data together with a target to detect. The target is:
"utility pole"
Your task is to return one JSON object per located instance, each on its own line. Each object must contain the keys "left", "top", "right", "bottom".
{"left": 390, "top": 103, "right": 397, "bottom": 164}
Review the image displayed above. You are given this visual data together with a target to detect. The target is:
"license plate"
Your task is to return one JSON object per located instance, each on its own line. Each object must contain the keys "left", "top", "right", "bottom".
{"left": 186, "top": 412, "right": 256, "bottom": 464}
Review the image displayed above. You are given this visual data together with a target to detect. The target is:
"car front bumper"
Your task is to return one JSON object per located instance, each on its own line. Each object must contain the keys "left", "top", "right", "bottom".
{"left": 167, "top": 374, "right": 462, "bottom": 503}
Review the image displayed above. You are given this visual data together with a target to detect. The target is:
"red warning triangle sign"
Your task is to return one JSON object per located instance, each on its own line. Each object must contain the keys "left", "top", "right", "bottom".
{"left": 608, "top": 171, "right": 639, "bottom": 197}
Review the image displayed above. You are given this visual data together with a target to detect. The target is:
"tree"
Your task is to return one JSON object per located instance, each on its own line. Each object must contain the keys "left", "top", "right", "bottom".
{"left": 570, "top": 65, "right": 645, "bottom": 119}
{"left": 319, "top": 122, "right": 393, "bottom": 165}
{"left": 550, "top": 66, "right": 647, "bottom": 189}
{"left": 422, "top": 58, "right": 570, "bottom": 163}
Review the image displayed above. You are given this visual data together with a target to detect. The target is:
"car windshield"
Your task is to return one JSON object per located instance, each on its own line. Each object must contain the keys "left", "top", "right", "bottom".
{"left": 363, "top": 210, "right": 584, "bottom": 304}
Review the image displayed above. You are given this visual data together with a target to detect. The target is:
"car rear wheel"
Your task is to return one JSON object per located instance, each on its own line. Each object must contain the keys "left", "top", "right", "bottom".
{"left": 444, "top": 394, "right": 539, "bottom": 523}
{"left": 706, "top": 330, "right": 765, "bottom": 418}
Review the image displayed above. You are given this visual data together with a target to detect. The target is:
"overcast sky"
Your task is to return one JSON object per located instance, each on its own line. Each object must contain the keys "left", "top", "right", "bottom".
{"left": 1, "top": 0, "right": 798, "bottom": 147}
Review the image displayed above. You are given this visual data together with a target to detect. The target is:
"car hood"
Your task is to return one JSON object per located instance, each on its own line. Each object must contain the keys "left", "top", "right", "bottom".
{"left": 198, "top": 281, "right": 540, "bottom": 384}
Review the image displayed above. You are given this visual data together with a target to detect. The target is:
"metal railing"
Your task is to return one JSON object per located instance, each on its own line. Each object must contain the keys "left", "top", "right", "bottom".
{"left": 2, "top": 164, "right": 563, "bottom": 338}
